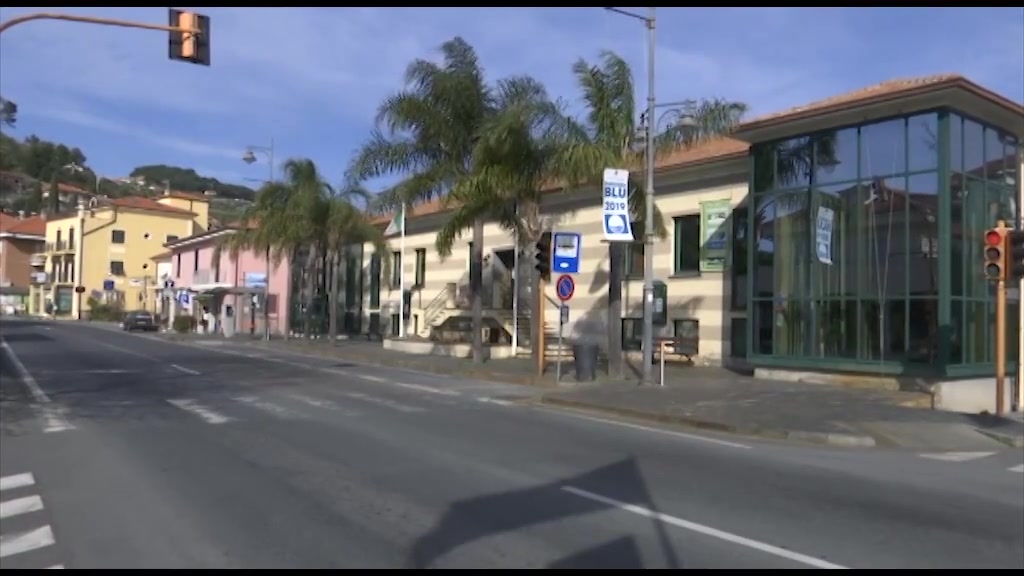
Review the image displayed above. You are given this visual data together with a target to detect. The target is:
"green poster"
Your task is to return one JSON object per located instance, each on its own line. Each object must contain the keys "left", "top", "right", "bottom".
{"left": 700, "top": 199, "right": 731, "bottom": 272}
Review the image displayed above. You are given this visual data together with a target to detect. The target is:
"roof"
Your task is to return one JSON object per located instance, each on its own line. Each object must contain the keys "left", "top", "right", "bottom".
{"left": 735, "top": 74, "right": 1024, "bottom": 135}
{"left": 108, "top": 196, "right": 196, "bottom": 216}
{"left": 162, "top": 190, "right": 210, "bottom": 202}
{"left": 369, "top": 74, "right": 1022, "bottom": 227}
{"left": 151, "top": 250, "right": 174, "bottom": 261}
{"left": 0, "top": 212, "right": 46, "bottom": 237}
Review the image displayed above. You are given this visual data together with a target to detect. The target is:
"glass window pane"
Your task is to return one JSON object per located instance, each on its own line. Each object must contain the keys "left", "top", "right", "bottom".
{"left": 949, "top": 299, "right": 964, "bottom": 365}
{"left": 753, "top": 198, "right": 775, "bottom": 300}
{"left": 907, "top": 172, "right": 939, "bottom": 297}
{"left": 775, "top": 299, "right": 808, "bottom": 356}
{"left": 673, "top": 215, "right": 700, "bottom": 273}
{"left": 950, "top": 114, "right": 964, "bottom": 178}
{"left": 860, "top": 175, "right": 908, "bottom": 300}
{"left": 730, "top": 207, "right": 748, "bottom": 310}
{"left": 964, "top": 300, "right": 990, "bottom": 364}
{"left": 812, "top": 183, "right": 856, "bottom": 298}
{"left": 963, "top": 119, "right": 985, "bottom": 177}
{"left": 907, "top": 113, "right": 939, "bottom": 172}
{"left": 769, "top": 191, "right": 809, "bottom": 301}
{"left": 810, "top": 299, "right": 858, "bottom": 359}
{"left": 775, "top": 136, "right": 813, "bottom": 189}
{"left": 814, "top": 128, "right": 858, "bottom": 185}
{"left": 752, "top": 300, "right": 773, "bottom": 354}
{"left": 984, "top": 126, "right": 1011, "bottom": 181}
{"left": 753, "top": 144, "right": 775, "bottom": 194}
{"left": 860, "top": 118, "right": 907, "bottom": 178}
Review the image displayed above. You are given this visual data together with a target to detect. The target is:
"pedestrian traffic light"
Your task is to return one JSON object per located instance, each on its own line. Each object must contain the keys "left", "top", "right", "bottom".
{"left": 1008, "top": 229, "right": 1024, "bottom": 280}
{"left": 168, "top": 9, "right": 210, "bottom": 66}
{"left": 983, "top": 227, "right": 1008, "bottom": 281}
{"left": 534, "top": 231, "right": 552, "bottom": 281}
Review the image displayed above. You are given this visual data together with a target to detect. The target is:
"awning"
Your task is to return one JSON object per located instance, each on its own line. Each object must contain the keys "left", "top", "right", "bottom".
{"left": 189, "top": 283, "right": 265, "bottom": 296}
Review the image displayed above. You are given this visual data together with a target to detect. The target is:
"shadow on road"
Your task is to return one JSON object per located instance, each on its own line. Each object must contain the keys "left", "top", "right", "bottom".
{"left": 407, "top": 456, "right": 680, "bottom": 569}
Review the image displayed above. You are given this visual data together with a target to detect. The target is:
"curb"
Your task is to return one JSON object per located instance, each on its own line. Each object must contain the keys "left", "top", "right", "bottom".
{"left": 539, "top": 396, "right": 877, "bottom": 448}
{"left": 974, "top": 428, "right": 1024, "bottom": 449}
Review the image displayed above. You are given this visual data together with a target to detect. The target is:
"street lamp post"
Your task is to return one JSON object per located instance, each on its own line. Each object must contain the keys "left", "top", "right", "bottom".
{"left": 242, "top": 138, "right": 275, "bottom": 342}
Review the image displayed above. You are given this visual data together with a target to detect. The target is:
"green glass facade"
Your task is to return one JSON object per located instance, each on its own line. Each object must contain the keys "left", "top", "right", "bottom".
{"left": 746, "top": 110, "right": 1020, "bottom": 377}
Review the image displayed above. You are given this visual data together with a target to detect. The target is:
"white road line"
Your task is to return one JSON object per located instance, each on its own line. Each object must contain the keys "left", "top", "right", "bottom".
{"left": 0, "top": 341, "right": 75, "bottom": 433}
{"left": 562, "top": 486, "right": 847, "bottom": 569}
{"left": 395, "top": 382, "right": 460, "bottom": 397}
{"left": 231, "top": 396, "right": 301, "bottom": 419}
{"left": 90, "top": 339, "right": 157, "bottom": 360}
{"left": 0, "top": 473, "right": 35, "bottom": 492}
{"left": 340, "top": 392, "right": 424, "bottom": 413}
{"left": 0, "top": 525, "right": 56, "bottom": 559}
{"left": 46, "top": 565, "right": 65, "bottom": 569}
{"left": 166, "top": 399, "right": 234, "bottom": 425}
{"left": 1009, "top": 464, "right": 1024, "bottom": 473}
{"left": 546, "top": 408, "right": 752, "bottom": 450}
{"left": 476, "top": 397, "right": 514, "bottom": 407}
{"left": 0, "top": 495, "right": 44, "bottom": 519}
{"left": 170, "top": 364, "right": 200, "bottom": 375}
{"left": 919, "top": 451, "right": 996, "bottom": 462}
{"left": 360, "top": 375, "right": 387, "bottom": 383}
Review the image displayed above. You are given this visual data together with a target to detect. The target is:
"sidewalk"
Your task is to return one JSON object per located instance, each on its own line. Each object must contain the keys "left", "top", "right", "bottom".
{"left": 157, "top": 333, "right": 1024, "bottom": 451}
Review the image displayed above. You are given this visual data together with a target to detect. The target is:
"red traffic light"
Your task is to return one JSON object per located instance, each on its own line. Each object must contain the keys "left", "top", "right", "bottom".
{"left": 985, "top": 229, "right": 1004, "bottom": 246}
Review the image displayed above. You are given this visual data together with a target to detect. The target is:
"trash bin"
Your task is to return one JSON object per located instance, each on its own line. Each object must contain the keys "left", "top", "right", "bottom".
{"left": 573, "top": 343, "right": 600, "bottom": 382}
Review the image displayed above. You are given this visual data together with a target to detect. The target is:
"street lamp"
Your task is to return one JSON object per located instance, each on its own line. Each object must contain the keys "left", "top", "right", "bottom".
{"left": 604, "top": 6, "right": 661, "bottom": 385}
{"left": 241, "top": 138, "right": 275, "bottom": 341}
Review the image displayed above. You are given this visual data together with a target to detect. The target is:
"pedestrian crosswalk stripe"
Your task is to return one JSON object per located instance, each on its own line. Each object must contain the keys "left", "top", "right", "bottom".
{"left": 0, "top": 525, "right": 55, "bottom": 559}
{"left": 918, "top": 452, "right": 995, "bottom": 462}
{"left": 0, "top": 473, "right": 35, "bottom": 492}
{"left": 0, "top": 495, "right": 44, "bottom": 519}
{"left": 1009, "top": 464, "right": 1024, "bottom": 473}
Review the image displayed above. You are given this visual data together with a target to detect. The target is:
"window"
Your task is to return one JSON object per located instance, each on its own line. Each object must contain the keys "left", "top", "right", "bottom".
{"left": 391, "top": 251, "right": 401, "bottom": 289}
{"left": 111, "top": 229, "right": 125, "bottom": 244}
{"left": 68, "top": 227, "right": 75, "bottom": 250}
{"left": 673, "top": 318, "right": 699, "bottom": 339}
{"left": 414, "top": 248, "right": 426, "bottom": 287}
{"left": 369, "top": 253, "right": 381, "bottom": 309}
{"left": 175, "top": 253, "right": 181, "bottom": 278}
{"left": 673, "top": 215, "right": 700, "bottom": 275}
{"left": 621, "top": 318, "right": 643, "bottom": 350}
{"left": 166, "top": 235, "right": 179, "bottom": 244}
{"left": 193, "top": 249, "right": 199, "bottom": 272}
{"left": 110, "top": 261, "right": 125, "bottom": 276}
{"left": 621, "top": 222, "right": 643, "bottom": 278}
{"left": 730, "top": 207, "right": 749, "bottom": 310}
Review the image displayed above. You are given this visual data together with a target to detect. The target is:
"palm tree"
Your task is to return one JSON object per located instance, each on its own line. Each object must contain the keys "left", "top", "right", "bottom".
{"left": 225, "top": 158, "right": 334, "bottom": 339}
{"left": 554, "top": 51, "right": 748, "bottom": 378}
{"left": 346, "top": 37, "right": 500, "bottom": 364}
{"left": 323, "top": 186, "right": 388, "bottom": 345}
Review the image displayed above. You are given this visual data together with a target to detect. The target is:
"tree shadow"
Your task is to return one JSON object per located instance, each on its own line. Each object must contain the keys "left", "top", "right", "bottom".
{"left": 406, "top": 456, "right": 681, "bottom": 569}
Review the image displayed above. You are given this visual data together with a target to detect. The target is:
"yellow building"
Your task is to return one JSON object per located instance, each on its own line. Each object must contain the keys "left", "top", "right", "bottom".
{"left": 31, "top": 191, "right": 209, "bottom": 318}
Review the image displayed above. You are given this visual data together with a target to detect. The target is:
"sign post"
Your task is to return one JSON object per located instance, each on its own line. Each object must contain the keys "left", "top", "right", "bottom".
{"left": 555, "top": 275, "right": 575, "bottom": 382}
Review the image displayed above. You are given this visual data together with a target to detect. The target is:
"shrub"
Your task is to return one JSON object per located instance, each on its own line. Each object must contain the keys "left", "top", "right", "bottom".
{"left": 172, "top": 315, "right": 196, "bottom": 334}
{"left": 88, "top": 301, "right": 125, "bottom": 322}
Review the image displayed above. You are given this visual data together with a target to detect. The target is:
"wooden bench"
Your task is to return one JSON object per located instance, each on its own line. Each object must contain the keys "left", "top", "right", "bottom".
{"left": 652, "top": 336, "right": 699, "bottom": 365}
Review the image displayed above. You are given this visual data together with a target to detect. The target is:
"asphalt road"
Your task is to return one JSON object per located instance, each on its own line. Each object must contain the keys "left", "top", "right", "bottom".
{"left": 1, "top": 319, "right": 1022, "bottom": 569}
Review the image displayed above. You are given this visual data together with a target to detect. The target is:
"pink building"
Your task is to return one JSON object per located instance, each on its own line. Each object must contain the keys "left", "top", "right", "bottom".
{"left": 160, "top": 226, "right": 290, "bottom": 336}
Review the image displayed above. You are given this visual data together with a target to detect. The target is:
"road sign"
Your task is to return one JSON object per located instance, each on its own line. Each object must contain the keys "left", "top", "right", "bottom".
{"left": 602, "top": 168, "right": 632, "bottom": 242}
{"left": 555, "top": 274, "right": 575, "bottom": 302}
{"left": 560, "top": 305, "right": 569, "bottom": 325}
{"left": 552, "top": 232, "right": 581, "bottom": 274}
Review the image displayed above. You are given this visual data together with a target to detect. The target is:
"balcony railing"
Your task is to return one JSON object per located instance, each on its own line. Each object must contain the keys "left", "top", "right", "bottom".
{"left": 29, "top": 253, "right": 46, "bottom": 267}
{"left": 45, "top": 240, "right": 75, "bottom": 252}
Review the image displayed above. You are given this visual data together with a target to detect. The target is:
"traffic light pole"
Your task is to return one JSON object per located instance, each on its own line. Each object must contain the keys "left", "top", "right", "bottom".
{"left": 0, "top": 12, "right": 197, "bottom": 36}
{"left": 996, "top": 275, "right": 1007, "bottom": 416}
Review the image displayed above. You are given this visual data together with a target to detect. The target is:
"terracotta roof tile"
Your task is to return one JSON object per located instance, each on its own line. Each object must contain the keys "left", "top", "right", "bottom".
{"left": 163, "top": 190, "right": 209, "bottom": 202}
{"left": 109, "top": 196, "right": 195, "bottom": 216}
{"left": 0, "top": 213, "right": 46, "bottom": 236}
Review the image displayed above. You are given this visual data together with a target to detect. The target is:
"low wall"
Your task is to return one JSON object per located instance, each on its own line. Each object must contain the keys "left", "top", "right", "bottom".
{"left": 383, "top": 338, "right": 517, "bottom": 360}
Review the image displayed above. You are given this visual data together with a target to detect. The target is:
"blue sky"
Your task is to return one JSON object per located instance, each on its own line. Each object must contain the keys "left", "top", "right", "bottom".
{"left": 0, "top": 7, "right": 1021, "bottom": 193}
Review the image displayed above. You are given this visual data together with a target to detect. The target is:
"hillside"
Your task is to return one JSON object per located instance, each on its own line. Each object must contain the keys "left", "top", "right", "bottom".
{"left": 0, "top": 132, "right": 255, "bottom": 224}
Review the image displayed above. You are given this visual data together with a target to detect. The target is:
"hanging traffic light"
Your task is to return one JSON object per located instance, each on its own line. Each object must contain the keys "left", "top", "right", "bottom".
{"left": 534, "top": 231, "right": 552, "bottom": 281}
{"left": 1008, "top": 229, "right": 1024, "bottom": 281}
{"left": 168, "top": 9, "right": 211, "bottom": 66}
{"left": 983, "top": 227, "right": 1008, "bottom": 281}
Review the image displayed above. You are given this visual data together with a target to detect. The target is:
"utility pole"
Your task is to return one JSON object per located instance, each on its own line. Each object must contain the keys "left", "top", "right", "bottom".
{"left": 0, "top": 11, "right": 203, "bottom": 40}
{"left": 243, "top": 139, "right": 275, "bottom": 341}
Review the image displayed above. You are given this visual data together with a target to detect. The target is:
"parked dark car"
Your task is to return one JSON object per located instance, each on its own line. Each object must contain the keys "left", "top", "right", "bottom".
{"left": 122, "top": 310, "right": 159, "bottom": 332}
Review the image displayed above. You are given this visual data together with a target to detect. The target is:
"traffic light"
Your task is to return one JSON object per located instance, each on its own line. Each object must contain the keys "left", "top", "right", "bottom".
{"left": 1008, "top": 229, "right": 1024, "bottom": 280}
{"left": 534, "top": 231, "right": 552, "bottom": 281}
{"left": 983, "top": 227, "right": 1008, "bottom": 281}
{"left": 168, "top": 9, "right": 210, "bottom": 66}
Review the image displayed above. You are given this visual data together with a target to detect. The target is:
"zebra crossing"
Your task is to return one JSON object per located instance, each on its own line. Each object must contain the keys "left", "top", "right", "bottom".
{"left": 0, "top": 472, "right": 63, "bottom": 569}
{"left": 10, "top": 371, "right": 527, "bottom": 436}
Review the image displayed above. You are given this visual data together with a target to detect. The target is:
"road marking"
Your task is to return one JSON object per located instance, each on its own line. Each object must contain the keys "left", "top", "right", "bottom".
{"left": 0, "top": 525, "right": 56, "bottom": 559}
{"left": 0, "top": 495, "right": 44, "bottom": 519}
{"left": 360, "top": 375, "right": 387, "bottom": 383}
{"left": 46, "top": 565, "right": 65, "bottom": 569}
{"left": 340, "top": 392, "right": 424, "bottom": 413}
{"left": 231, "top": 396, "right": 301, "bottom": 419}
{"left": 476, "top": 397, "right": 514, "bottom": 407}
{"left": 0, "top": 341, "right": 75, "bottom": 433}
{"left": 561, "top": 486, "right": 847, "bottom": 569}
{"left": 90, "top": 339, "right": 157, "bottom": 360}
{"left": 546, "top": 408, "right": 751, "bottom": 450}
{"left": 395, "top": 382, "right": 460, "bottom": 397}
{"left": 0, "top": 473, "right": 35, "bottom": 492}
{"left": 1009, "top": 464, "right": 1024, "bottom": 473}
{"left": 170, "top": 364, "right": 200, "bottom": 375}
{"left": 919, "top": 451, "right": 996, "bottom": 462}
{"left": 167, "top": 399, "right": 234, "bottom": 425}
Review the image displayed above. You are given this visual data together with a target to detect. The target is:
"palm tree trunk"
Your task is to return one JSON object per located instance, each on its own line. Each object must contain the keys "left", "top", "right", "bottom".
{"left": 328, "top": 249, "right": 339, "bottom": 345}
{"left": 304, "top": 244, "right": 318, "bottom": 339}
{"left": 470, "top": 218, "right": 485, "bottom": 363}
{"left": 607, "top": 243, "right": 624, "bottom": 378}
